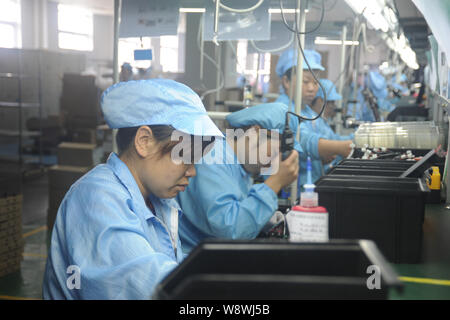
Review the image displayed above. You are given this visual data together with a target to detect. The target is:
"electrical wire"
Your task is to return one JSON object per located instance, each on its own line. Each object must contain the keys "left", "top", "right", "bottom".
{"left": 216, "top": 0, "right": 265, "bottom": 13}
{"left": 196, "top": 16, "right": 225, "bottom": 100}
{"left": 279, "top": 0, "right": 325, "bottom": 35}
{"left": 249, "top": 32, "right": 295, "bottom": 53}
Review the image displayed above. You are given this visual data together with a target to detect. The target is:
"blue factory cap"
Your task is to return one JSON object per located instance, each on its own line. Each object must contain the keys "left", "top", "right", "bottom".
{"left": 226, "top": 103, "right": 289, "bottom": 133}
{"left": 276, "top": 48, "right": 325, "bottom": 78}
{"left": 101, "top": 79, "right": 223, "bottom": 138}
{"left": 316, "top": 79, "right": 342, "bottom": 101}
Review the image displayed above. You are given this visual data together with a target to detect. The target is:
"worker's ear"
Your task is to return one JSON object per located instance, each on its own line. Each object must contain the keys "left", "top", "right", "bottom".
{"left": 134, "top": 125, "right": 156, "bottom": 158}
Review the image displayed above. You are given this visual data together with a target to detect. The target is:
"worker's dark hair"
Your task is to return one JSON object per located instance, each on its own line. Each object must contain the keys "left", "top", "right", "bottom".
{"left": 116, "top": 125, "right": 215, "bottom": 160}
{"left": 283, "top": 67, "right": 296, "bottom": 82}
{"left": 283, "top": 66, "right": 321, "bottom": 82}
{"left": 116, "top": 125, "right": 176, "bottom": 156}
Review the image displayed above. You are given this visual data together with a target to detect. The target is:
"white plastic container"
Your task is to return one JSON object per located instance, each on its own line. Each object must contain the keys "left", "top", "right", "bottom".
{"left": 286, "top": 205, "right": 329, "bottom": 242}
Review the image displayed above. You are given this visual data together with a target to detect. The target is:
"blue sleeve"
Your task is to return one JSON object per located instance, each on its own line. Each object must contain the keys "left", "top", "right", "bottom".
{"left": 179, "top": 163, "right": 278, "bottom": 240}
{"left": 330, "top": 131, "right": 354, "bottom": 141}
{"left": 47, "top": 182, "right": 178, "bottom": 300}
{"left": 299, "top": 121, "right": 323, "bottom": 160}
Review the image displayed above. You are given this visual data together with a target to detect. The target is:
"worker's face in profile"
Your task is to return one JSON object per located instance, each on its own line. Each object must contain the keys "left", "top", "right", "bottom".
{"left": 135, "top": 127, "right": 197, "bottom": 199}
{"left": 302, "top": 71, "right": 320, "bottom": 106}
{"left": 283, "top": 70, "right": 320, "bottom": 106}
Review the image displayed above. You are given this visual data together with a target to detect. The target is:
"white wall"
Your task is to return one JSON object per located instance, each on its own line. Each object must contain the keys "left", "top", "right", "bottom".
{"left": 21, "top": 0, "right": 113, "bottom": 65}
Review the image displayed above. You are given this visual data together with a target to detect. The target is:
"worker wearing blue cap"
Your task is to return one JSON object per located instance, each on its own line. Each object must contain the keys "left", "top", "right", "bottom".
{"left": 43, "top": 79, "right": 223, "bottom": 299}
{"left": 310, "top": 79, "right": 354, "bottom": 141}
{"left": 177, "top": 103, "right": 299, "bottom": 254}
{"left": 311, "top": 79, "right": 355, "bottom": 172}
{"left": 275, "top": 48, "right": 353, "bottom": 187}
{"left": 367, "top": 71, "right": 395, "bottom": 117}
{"left": 120, "top": 62, "right": 133, "bottom": 82}
{"left": 346, "top": 83, "right": 377, "bottom": 122}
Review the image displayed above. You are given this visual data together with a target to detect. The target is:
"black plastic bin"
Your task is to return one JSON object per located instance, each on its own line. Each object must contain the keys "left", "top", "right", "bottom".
{"left": 154, "top": 239, "right": 403, "bottom": 300}
{"left": 338, "top": 159, "right": 414, "bottom": 170}
{"left": 315, "top": 175, "right": 429, "bottom": 263}
{"left": 328, "top": 167, "right": 405, "bottom": 177}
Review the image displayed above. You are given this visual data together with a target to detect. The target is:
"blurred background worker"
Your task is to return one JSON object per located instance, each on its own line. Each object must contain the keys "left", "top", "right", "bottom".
{"left": 346, "top": 82, "right": 378, "bottom": 122}
{"left": 275, "top": 48, "right": 352, "bottom": 188}
{"left": 177, "top": 103, "right": 299, "bottom": 254}
{"left": 311, "top": 79, "right": 355, "bottom": 172}
{"left": 311, "top": 79, "right": 355, "bottom": 141}
{"left": 119, "top": 62, "right": 133, "bottom": 82}
{"left": 366, "top": 70, "right": 395, "bottom": 120}
{"left": 43, "top": 79, "right": 223, "bottom": 299}
{"left": 390, "top": 73, "right": 410, "bottom": 96}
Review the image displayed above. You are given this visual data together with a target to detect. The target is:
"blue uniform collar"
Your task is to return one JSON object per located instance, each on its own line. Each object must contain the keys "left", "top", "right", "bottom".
{"left": 303, "top": 105, "right": 317, "bottom": 117}
{"left": 107, "top": 153, "right": 183, "bottom": 222}
{"left": 106, "top": 153, "right": 159, "bottom": 220}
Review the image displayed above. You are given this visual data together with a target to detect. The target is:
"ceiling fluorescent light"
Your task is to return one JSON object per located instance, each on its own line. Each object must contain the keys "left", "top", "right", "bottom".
{"left": 269, "top": 8, "right": 299, "bottom": 14}
{"left": 179, "top": 8, "right": 205, "bottom": 13}
{"left": 345, "top": 0, "right": 390, "bottom": 32}
{"left": 315, "top": 38, "right": 359, "bottom": 46}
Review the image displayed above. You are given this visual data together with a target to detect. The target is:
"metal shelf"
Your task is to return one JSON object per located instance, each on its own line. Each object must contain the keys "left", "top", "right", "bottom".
{"left": 0, "top": 154, "right": 42, "bottom": 164}
{"left": 0, "top": 73, "right": 37, "bottom": 79}
{"left": 0, "top": 49, "right": 44, "bottom": 173}
{"left": 0, "top": 129, "right": 41, "bottom": 137}
{"left": 0, "top": 101, "right": 41, "bottom": 108}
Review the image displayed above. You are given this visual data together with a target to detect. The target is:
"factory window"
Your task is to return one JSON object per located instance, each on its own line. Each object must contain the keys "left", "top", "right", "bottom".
{"left": 236, "top": 40, "right": 271, "bottom": 93}
{"left": 0, "top": 0, "right": 22, "bottom": 48}
{"left": 118, "top": 13, "right": 186, "bottom": 74}
{"left": 57, "top": 4, "right": 93, "bottom": 51}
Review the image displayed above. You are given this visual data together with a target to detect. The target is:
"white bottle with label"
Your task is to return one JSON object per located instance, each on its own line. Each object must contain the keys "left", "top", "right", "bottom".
{"left": 285, "top": 183, "right": 329, "bottom": 242}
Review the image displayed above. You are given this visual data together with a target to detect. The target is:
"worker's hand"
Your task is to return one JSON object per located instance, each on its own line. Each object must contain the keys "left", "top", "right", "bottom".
{"left": 322, "top": 154, "right": 337, "bottom": 164}
{"left": 265, "top": 150, "right": 299, "bottom": 194}
{"left": 337, "top": 140, "right": 353, "bottom": 158}
{"left": 319, "top": 139, "right": 353, "bottom": 162}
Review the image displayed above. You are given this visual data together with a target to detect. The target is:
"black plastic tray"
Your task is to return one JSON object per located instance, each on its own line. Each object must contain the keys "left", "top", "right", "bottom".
{"left": 315, "top": 175, "right": 429, "bottom": 263}
{"left": 328, "top": 167, "right": 405, "bottom": 177}
{"left": 154, "top": 239, "right": 403, "bottom": 300}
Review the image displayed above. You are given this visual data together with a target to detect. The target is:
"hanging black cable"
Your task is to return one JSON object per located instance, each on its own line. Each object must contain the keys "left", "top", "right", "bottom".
{"left": 279, "top": 0, "right": 325, "bottom": 35}
{"left": 288, "top": 0, "right": 328, "bottom": 122}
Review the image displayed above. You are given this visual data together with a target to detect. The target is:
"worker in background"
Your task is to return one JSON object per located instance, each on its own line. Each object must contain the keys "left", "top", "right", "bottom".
{"left": 119, "top": 62, "right": 133, "bottom": 82}
{"left": 311, "top": 79, "right": 355, "bottom": 141}
{"left": 390, "top": 73, "right": 410, "bottom": 96}
{"left": 311, "top": 79, "right": 355, "bottom": 172}
{"left": 43, "top": 79, "right": 223, "bottom": 299}
{"left": 177, "top": 103, "right": 299, "bottom": 254}
{"left": 366, "top": 70, "right": 395, "bottom": 120}
{"left": 346, "top": 82, "right": 377, "bottom": 122}
{"left": 275, "top": 48, "right": 352, "bottom": 187}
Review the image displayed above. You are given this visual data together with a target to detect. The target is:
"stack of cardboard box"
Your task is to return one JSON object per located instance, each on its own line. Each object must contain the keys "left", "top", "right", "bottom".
{"left": 47, "top": 142, "right": 103, "bottom": 231}
{"left": 0, "top": 174, "right": 23, "bottom": 277}
{"left": 60, "top": 73, "right": 102, "bottom": 130}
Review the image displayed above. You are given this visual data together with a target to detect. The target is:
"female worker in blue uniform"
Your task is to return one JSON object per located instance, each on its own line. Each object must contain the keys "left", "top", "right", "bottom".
{"left": 367, "top": 70, "right": 395, "bottom": 117}
{"left": 311, "top": 79, "right": 355, "bottom": 172}
{"left": 42, "top": 79, "right": 223, "bottom": 299}
{"left": 347, "top": 71, "right": 394, "bottom": 122}
{"left": 177, "top": 103, "right": 299, "bottom": 254}
{"left": 311, "top": 79, "right": 354, "bottom": 141}
{"left": 275, "top": 48, "right": 353, "bottom": 187}
{"left": 346, "top": 83, "right": 377, "bottom": 122}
